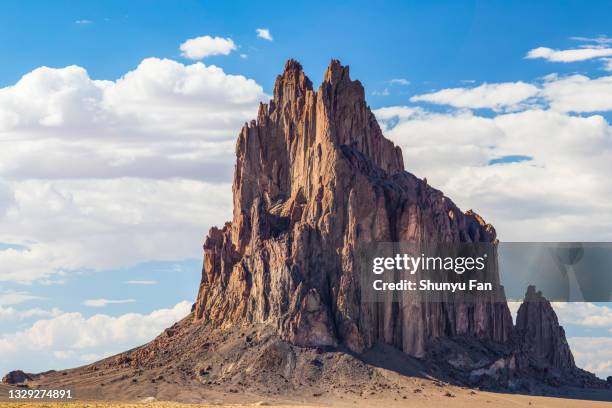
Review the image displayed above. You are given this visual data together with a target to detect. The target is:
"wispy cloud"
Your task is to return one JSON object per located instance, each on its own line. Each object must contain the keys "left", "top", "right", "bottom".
{"left": 526, "top": 36, "right": 612, "bottom": 71}
{"left": 568, "top": 337, "right": 612, "bottom": 378}
{"left": 83, "top": 298, "right": 136, "bottom": 307}
{"left": 526, "top": 46, "right": 612, "bottom": 63}
{"left": 0, "top": 306, "right": 62, "bottom": 320}
{"left": 123, "top": 280, "right": 157, "bottom": 285}
{"left": 570, "top": 35, "right": 612, "bottom": 45}
{"left": 389, "top": 78, "right": 410, "bottom": 86}
{"left": 74, "top": 19, "right": 93, "bottom": 25}
{"left": 256, "top": 28, "right": 273, "bottom": 41}
{"left": 372, "top": 88, "right": 390, "bottom": 96}
{"left": 0, "top": 291, "right": 43, "bottom": 306}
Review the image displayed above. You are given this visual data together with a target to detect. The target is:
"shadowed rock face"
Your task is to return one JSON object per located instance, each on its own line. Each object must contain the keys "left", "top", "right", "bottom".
{"left": 515, "top": 286, "right": 575, "bottom": 371}
{"left": 193, "top": 59, "right": 514, "bottom": 357}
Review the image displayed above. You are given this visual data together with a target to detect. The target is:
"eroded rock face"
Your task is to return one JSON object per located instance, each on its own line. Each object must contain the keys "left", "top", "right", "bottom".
{"left": 515, "top": 286, "right": 576, "bottom": 371}
{"left": 193, "top": 59, "right": 513, "bottom": 357}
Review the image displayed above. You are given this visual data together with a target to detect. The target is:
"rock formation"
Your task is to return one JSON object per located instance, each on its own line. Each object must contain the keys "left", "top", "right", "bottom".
{"left": 3, "top": 59, "right": 609, "bottom": 401}
{"left": 2, "top": 370, "right": 32, "bottom": 385}
{"left": 515, "top": 286, "right": 575, "bottom": 371}
{"left": 194, "top": 59, "right": 514, "bottom": 357}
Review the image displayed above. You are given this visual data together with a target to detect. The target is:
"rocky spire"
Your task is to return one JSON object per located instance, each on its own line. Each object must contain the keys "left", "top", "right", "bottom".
{"left": 194, "top": 59, "right": 512, "bottom": 357}
{"left": 269, "top": 59, "right": 313, "bottom": 118}
{"left": 515, "top": 286, "right": 576, "bottom": 371}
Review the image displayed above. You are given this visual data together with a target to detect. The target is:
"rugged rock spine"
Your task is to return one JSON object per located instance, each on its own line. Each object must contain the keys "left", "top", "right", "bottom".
{"left": 194, "top": 59, "right": 514, "bottom": 357}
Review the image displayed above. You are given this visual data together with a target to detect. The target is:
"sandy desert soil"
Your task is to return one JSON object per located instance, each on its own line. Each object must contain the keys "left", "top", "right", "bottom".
{"left": 1, "top": 390, "right": 612, "bottom": 408}
{"left": 3, "top": 381, "right": 612, "bottom": 408}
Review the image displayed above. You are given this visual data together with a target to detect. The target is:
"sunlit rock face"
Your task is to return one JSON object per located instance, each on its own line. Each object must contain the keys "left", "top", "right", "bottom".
{"left": 193, "top": 59, "right": 515, "bottom": 357}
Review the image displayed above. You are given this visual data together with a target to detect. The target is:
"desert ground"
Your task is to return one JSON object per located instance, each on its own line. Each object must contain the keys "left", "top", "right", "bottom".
{"left": 1, "top": 391, "right": 612, "bottom": 408}
{"left": 3, "top": 380, "right": 612, "bottom": 408}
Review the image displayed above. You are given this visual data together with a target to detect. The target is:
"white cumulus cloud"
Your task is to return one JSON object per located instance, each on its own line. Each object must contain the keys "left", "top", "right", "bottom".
{"left": 179, "top": 35, "right": 236, "bottom": 60}
{"left": 375, "top": 105, "right": 612, "bottom": 241}
{"left": 0, "top": 57, "right": 265, "bottom": 284}
{"left": 0, "top": 178, "right": 233, "bottom": 283}
{"left": 0, "top": 181, "right": 14, "bottom": 216}
{"left": 541, "top": 74, "right": 612, "bottom": 112}
{"left": 0, "top": 301, "right": 190, "bottom": 374}
{"left": 553, "top": 302, "right": 612, "bottom": 329}
{"left": 568, "top": 337, "right": 612, "bottom": 379}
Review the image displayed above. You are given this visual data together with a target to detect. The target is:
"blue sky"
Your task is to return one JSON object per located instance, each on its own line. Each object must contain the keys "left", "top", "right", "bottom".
{"left": 2, "top": 0, "right": 612, "bottom": 103}
{"left": 1, "top": 0, "right": 612, "bottom": 378}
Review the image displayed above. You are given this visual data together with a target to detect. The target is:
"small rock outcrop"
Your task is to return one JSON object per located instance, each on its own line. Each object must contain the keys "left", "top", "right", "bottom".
{"left": 2, "top": 370, "right": 32, "bottom": 385}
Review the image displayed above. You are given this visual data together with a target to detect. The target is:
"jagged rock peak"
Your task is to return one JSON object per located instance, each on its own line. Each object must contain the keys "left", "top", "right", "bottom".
{"left": 284, "top": 58, "right": 304, "bottom": 72}
{"left": 270, "top": 59, "right": 313, "bottom": 115}
{"left": 524, "top": 285, "right": 543, "bottom": 302}
{"left": 195, "top": 58, "right": 511, "bottom": 358}
{"left": 515, "top": 285, "right": 576, "bottom": 371}
{"left": 324, "top": 58, "right": 350, "bottom": 84}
